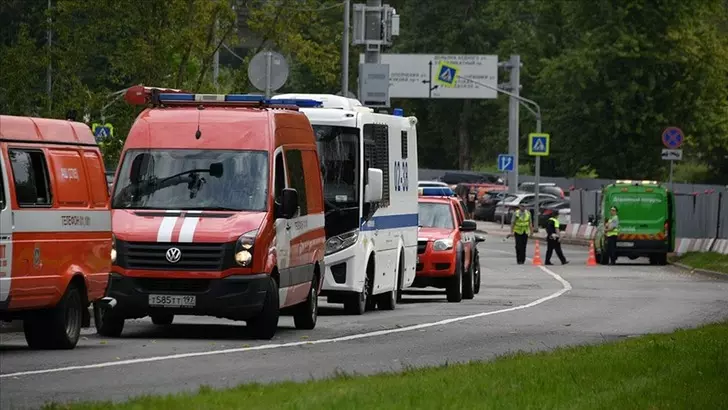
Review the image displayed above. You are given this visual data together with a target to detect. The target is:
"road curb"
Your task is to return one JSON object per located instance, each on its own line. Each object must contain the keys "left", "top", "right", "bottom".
{"left": 669, "top": 261, "right": 728, "bottom": 281}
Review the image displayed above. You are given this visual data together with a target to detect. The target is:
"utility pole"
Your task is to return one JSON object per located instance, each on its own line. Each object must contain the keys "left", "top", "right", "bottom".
{"left": 507, "top": 55, "right": 521, "bottom": 194}
{"left": 364, "top": 0, "right": 382, "bottom": 64}
{"left": 213, "top": 17, "right": 220, "bottom": 90}
{"left": 46, "top": 0, "right": 52, "bottom": 115}
{"left": 342, "top": 0, "right": 350, "bottom": 95}
{"left": 457, "top": 73, "right": 543, "bottom": 232}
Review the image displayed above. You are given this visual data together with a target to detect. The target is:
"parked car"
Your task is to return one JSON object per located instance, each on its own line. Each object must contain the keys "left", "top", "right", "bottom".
{"left": 494, "top": 193, "right": 558, "bottom": 224}
{"left": 474, "top": 190, "right": 508, "bottom": 221}
{"left": 537, "top": 200, "right": 570, "bottom": 229}
{"left": 518, "top": 182, "right": 566, "bottom": 200}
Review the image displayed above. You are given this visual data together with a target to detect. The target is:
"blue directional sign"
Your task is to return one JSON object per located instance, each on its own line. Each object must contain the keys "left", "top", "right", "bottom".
{"left": 661, "top": 127, "right": 684, "bottom": 149}
{"left": 528, "top": 133, "right": 550, "bottom": 156}
{"left": 435, "top": 61, "right": 459, "bottom": 87}
{"left": 497, "top": 154, "right": 515, "bottom": 172}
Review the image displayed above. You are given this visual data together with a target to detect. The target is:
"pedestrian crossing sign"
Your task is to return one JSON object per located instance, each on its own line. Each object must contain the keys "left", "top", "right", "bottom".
{"left": 435, "top": 61, "right": 459, "bottom": 87}
{"left": 528, "top": 133, "right": 550, "bottom": 156}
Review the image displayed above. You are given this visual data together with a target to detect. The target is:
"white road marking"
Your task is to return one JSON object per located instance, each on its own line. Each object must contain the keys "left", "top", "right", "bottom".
{"left": 0, "top": 250, "right": 572, "bottom": 380}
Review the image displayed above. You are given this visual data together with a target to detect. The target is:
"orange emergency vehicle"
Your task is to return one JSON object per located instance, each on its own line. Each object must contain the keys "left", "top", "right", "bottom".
{"left": 414, "top": 187, "right": 483, "bottom": 302}
{"left": 0, "top": 115, "right": 112, "bottom": 349}
{"left": 95, "top": 87, "right": 326, "bottom": 340}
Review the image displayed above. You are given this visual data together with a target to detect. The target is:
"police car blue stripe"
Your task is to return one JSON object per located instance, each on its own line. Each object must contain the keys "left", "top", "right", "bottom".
{"left": 360, "top": 213, "right": 418, "bottom": 231}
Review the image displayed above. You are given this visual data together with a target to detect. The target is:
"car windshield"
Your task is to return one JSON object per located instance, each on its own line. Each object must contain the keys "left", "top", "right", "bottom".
{"left": 418, "top": 202, "right": 454, "bottom": 229}
{"left": 111, "top": 149, "right": 269, "bottom": 211}
{"left": 314, "top": 125, "right": 359, "bottom": 204}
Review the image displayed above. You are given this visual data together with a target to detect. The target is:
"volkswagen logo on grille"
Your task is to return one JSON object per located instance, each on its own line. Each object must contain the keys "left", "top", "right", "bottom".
{"left": 165, "top": 247, "right": 182, "bottom": 264}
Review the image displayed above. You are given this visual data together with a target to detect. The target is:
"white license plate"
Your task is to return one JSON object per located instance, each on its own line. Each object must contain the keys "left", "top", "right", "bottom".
{"left": 148, "top": 294, "right": 196, "bottom": 307}
{"left": 617, "top": 242, "right": 635, "bottom": 247}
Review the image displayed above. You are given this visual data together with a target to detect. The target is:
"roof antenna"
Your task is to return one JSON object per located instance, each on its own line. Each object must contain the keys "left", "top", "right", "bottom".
{"left": 195, "top": 105, "right": 204, "bottom": 139}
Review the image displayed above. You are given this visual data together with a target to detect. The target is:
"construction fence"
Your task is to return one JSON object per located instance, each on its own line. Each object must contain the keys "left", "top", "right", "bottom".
{"left": 569, "top": 189, "right": 728, "bottom": 239}
{"left": 417, "top": 168, "right": 727, "bottom": 240}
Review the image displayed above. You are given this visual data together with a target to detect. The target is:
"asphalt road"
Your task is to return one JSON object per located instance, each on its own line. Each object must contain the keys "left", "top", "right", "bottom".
{"left": 2, "top": 237, "right": 728, "bottom": 409}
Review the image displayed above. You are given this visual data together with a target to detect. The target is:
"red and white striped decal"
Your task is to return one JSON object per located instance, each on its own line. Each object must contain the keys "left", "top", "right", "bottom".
{"left": 155, "top": 211, "right": 203, "bottom": 243}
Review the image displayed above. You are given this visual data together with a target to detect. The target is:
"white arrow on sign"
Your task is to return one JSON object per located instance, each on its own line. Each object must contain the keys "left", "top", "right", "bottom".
{"left": 661, "top": 149, "right": 683, "bottom": 161}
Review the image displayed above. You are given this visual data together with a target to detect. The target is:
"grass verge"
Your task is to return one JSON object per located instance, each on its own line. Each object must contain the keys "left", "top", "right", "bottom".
{"left": 46, "top": 321, "right": 728, "bottom": 410}
{"left": 675, "top": 251, "right": 728, "bottom": 275}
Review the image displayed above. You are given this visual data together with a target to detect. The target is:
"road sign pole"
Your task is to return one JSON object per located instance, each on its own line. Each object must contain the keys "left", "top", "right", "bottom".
{"left": 669, "top": 160, "right": 674, "bottom": 191}
{"left": 264, "top": 51, "right": 272, "bottom": 99}
{"left": 508, "top": 55, "right": 521, "bottom": 195}
{"left": 342, "top": 0, "right": 350, "bottom": 96}
{"left": 364, "top": 0, "right": 381, "bottom": 64}
{"left": 533, "top": 116, "right": 541, "bottom": 233}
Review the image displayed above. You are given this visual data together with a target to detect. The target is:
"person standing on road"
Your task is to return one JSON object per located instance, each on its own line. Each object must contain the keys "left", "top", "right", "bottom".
{"left": 510, "top": 203, "right": 533, "bottom": 264}
{"left": 545, "top": 215, "right": 569, "bottom": 265}
{"left": 605, "top": 206, "right": 620, "bottom": 265}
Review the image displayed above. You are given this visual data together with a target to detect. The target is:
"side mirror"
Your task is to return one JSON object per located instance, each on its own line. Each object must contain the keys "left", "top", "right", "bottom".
{"left": 129, "top": 153, "right": 152, "bottom": 184}
{"left": 280, "top": 188, "right": 298, "bottom": 219}
{"left": 209, "top": 162, "right": 223, "bottom": 178}
{"left": 364, "top": 168, "right": 383, "bottom": 203}
{"left": 460, "top": 219, "right": 477, "bottom": 232}
{"left": 475, "top": 233, "right": 486, "bottom": 243}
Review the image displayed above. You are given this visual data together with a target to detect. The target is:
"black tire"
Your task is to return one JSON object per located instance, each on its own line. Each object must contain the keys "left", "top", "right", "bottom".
{"left": 293, "top": 274, "right": 319, "bottom": 330}
{"left": 94, "top": 301, "right": 125, "bottom": 337}
{"left": 473, "top": 253, "right": 481, "bottom": 295}
{"left": 446, "top": 257, "right": 463, "bottom": 303}
{"left": 379, "top": 258, "right": 402, "bottom": 311}
{"left": 247, "top": 276, "right": 279, "bottom": 340}
{"left": 344, "top": 266, "right": 373, "bottom": 315}
{"left": 462, "top": 254, "right": 475, "bottom": 300}
{"left": 151, "top": 313, "right": 174, "bottom": 325}
{"left": 652, "top": 253, "right": 668, "bottom": 266}
{"left": 24, "top": 283, "right": 84, "bottom": 349}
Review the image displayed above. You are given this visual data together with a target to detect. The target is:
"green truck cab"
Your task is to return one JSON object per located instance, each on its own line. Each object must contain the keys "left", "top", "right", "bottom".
{"left": 591, "top": 180, "right": 676, "bottom": 265}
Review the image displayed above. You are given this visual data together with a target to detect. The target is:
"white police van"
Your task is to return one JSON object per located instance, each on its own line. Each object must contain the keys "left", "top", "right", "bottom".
{"left": 273, "top": 93, "right": 419, "bottom": 314}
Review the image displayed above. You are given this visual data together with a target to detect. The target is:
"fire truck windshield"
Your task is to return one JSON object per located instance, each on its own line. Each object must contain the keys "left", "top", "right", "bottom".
{"left": 111, "top": 149, "right": 269, "bottom": 211}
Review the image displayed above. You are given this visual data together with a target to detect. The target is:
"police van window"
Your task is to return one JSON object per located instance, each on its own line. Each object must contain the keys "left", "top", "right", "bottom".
{"left": 401, "top": 131, "right": 408, "bottom": 159}
{"left": 274, "top": 152, "right": 286, "bottom": 204}
{"left": 363, "top": 124, "right": 390, "bottom": 206}
{"left": 0, "top": 162, "right": 5, "bottom": 208}
{"left": 285, "top": 149, "right": 308, "bottom": 216}
{"left": 8, "top": 149, "right": 52, "bottom": 207}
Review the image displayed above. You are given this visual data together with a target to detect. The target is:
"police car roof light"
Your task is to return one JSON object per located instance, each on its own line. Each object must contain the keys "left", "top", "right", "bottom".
{"left": 125, "top": 85, "right": 323, "bottom": 109}
{"left": 393, "top": 108, "right": 404, "bottom": 116}
{"left": 419, "top": 187, "right": 455, "bottom": 197}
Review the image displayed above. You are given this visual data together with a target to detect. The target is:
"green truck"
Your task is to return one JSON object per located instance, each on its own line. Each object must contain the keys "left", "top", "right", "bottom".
{"left": 591, "top": 180, "right": 676, "bottom": 265}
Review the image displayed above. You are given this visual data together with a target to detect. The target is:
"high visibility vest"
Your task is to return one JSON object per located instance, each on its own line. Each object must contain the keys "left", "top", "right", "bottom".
{"left": 549, "top": 217, "right": 559, "bottom": 229}
{"left": 606, "top": 216, "right": 619, "bottom": 237}
{"left": 514, "top": 210, "right": 531, "bottom": 234}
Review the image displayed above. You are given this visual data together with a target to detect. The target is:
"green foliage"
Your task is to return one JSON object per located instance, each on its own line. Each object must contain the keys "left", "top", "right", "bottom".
{"left": 0, "top": 0, "right": 726, "bottom": 182}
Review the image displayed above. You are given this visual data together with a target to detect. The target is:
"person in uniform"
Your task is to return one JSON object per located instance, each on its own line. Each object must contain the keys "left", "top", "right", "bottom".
{"left": 605, "top": 206, "right": 620, "bottom": 265}
{"left": 510, "top": 203, "right": 533, "bottom": 264}
{"left": 545, "top": 215, "right": 569, "bottom": 265}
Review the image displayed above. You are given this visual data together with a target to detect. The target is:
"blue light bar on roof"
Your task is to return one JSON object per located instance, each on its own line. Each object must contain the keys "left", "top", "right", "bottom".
{"left": 155, "top": 93, "right": 323, "bottom": 107}
{"left": 418, "top": 187, "right": 455, "bottom": 197}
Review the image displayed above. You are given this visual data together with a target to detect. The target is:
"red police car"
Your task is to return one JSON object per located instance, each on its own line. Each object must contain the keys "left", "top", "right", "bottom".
{"left": 413, "top": 187, "right": 484, "bottom": 302}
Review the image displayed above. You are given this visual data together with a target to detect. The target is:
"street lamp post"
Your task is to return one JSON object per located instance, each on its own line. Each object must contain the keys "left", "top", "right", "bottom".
{"left": 457, "top": 75, "right": 545, "bottom": 233}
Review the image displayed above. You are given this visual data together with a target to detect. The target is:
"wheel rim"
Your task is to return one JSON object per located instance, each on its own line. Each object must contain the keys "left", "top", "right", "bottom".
{"left": 361, "top": 275, "right": 369, "bottom": 306}
{"left": 65, "top": 293, "right": 81, "bottom": 338}
{"left": 458, "top": 266, "right": 462, "bottom": 294}
{"left": 310, "top": 280, "right": 318, "bottom": 321}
